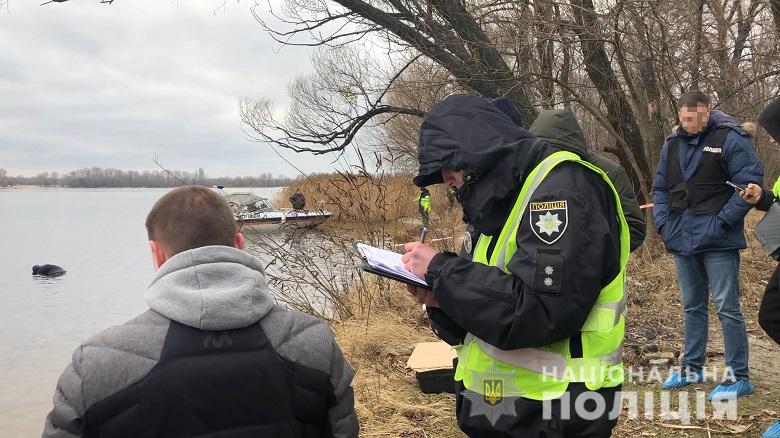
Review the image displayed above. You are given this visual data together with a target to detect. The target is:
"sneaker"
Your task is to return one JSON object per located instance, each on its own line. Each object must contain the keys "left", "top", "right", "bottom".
{"left": 708, "top": 379, "right": 753, "bottom": 400}
{"left": 762, "top": 420, "right": 780, "bottom": 438}
{"left": 662, "top": 371, "right": 704, "bottom": 389}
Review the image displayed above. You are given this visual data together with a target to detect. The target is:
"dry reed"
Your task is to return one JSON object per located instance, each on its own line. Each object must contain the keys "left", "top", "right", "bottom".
{"left": 260, "top": 172, "right": 780, "bottom": 437}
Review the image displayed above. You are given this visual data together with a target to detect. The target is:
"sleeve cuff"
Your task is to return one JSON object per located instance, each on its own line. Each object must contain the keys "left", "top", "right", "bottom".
{"left": 425, "top": 251, "right": 457, "bottom": 285}
{"left": 426, "top": 307, "right": 466, "bottom": 345}
{"left": 757, "top": 188, "right": 775, "bottom": 211}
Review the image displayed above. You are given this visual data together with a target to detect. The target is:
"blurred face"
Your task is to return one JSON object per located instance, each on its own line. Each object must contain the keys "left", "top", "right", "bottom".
{"left": 442, "top": 169, "right": 465, "bottom": 189}
{"left": 678, "top": 104, "right": 710, "bottom": 135}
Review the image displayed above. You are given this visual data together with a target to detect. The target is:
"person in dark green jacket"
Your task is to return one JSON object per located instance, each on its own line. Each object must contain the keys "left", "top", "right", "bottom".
{"left": 529, "top": 109, "right": 646, "bottom": 251}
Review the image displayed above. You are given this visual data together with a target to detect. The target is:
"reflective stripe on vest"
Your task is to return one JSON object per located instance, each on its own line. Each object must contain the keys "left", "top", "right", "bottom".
{"left": 464, "top": 334, "right": 624, "bottom": 380}
{"left": 773, "top": 176, "right": 780, "bottom": 198}
{"left": 581, "top": 294, "right": 627, "bottom": 332}
{"left": 455, "top": 150, "right": 629, "bottom": 401}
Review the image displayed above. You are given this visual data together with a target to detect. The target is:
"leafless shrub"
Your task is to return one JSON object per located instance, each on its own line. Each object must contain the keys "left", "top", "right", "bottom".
{"left": 241, "top": 152, "right": 464, "bottom": 322}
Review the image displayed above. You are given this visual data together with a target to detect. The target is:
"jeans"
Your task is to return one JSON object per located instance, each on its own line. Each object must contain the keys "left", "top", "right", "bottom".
{"left": 674, "top": 250, "right": 749, "bottom": 379}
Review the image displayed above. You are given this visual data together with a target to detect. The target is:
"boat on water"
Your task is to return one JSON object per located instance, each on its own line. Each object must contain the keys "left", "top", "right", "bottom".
{"left": 223, "top": 191, "right": 332, "bottom": 231}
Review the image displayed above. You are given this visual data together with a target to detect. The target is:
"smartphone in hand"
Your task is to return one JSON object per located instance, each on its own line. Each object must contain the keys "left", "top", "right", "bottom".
{"left": 726, "top": 181, "right": 747, "bottom": 192}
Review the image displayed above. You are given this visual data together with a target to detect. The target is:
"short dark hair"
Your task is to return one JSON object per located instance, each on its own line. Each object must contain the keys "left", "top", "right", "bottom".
{"left": 145, "top": 185, "right": 238, "bottom": 256}
{"left": 677, "top": 90, "right": 710, "bottom": 110}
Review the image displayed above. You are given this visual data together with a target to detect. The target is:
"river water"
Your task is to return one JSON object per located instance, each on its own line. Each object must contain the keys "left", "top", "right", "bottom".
{"left": 0, "top": 187, "right": 295, "bottom": 436}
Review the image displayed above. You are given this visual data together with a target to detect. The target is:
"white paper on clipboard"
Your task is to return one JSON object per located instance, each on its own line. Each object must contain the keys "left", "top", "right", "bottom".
{"left": 355, "top": 242, "right": 429, "bottom": 287}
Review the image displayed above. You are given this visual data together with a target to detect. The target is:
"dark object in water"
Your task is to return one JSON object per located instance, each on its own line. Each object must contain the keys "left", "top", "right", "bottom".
{"left": 32, "top": 264, "right": 66, "bottom": 277}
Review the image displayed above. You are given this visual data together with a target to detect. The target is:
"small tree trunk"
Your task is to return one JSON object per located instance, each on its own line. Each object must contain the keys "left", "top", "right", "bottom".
{"left": 570, "top": 0, "right": 653, "bottom": 201}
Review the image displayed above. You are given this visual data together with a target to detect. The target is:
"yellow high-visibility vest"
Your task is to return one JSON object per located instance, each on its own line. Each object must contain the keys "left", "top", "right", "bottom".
{"left": 454, "top": 151, "right": 629, "bottom": 401}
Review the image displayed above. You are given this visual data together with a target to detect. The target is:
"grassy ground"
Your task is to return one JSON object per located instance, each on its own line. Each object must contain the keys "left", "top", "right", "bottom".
{"left": 331, "top": 213, "right": 780, "bottom": 437}
{"left": 332, "top": 285, "right": 461, "bottom": 437}
{"left": 610, "top": 214, "right": 780, "bottom": 437}
{"left": 282, "top": 173, "right": 780, "bottom": 436}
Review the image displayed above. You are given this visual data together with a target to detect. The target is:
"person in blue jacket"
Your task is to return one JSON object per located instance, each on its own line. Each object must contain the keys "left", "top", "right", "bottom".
{"left": 653, "top": 90, "right": 763, "bottom": 399}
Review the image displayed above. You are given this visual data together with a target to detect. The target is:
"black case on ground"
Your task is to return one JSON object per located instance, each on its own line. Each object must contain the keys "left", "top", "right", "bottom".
{"left": 415, "top": 368, "right": 456, "bottom": 394}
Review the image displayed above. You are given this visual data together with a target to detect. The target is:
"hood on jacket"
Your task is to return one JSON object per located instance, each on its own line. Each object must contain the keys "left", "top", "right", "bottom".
{"left": 413, "top": 94, "right": 548, "bottom": 235}
{"left": 759, "top": 98, "right": 780, "bottom": 143}
{"left": 490, "top": 97, "right": 524, "bottom": 128}
{"left": 145, "top": 245, "right": 275, "bottom": 330}
{"left": 709, "top": 109, "right": 742, "bottom": 129}
{"left": 529, "top": 109, "right": 587, "bottom": 155}
{"left": 413, "top": 95, "right": 536, "bottom": 187}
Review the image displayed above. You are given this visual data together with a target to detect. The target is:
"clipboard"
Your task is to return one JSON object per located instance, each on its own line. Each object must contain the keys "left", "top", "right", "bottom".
{"left": 754, "top": 202, "right": 780, "bottom": 260}
{"left": 353, "top": 241, "right": 432, "bottom": 290}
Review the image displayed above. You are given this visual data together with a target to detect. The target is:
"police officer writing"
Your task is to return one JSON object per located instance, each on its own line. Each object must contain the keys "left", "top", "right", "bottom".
{"left": 402, "top": 95, "right": 629, "bottom": 438}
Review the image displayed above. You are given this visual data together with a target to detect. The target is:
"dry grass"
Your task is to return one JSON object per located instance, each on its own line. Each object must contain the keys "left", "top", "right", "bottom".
{"left": 613, "top": 212, "right": 780, "bottom": 437}
{"left": 277, "top": 172, "right": 465, "bottom": 252}
{"left": 334, "top": 283, "right": 463, "bottom": 437}
{"left": 622, "top": 211, "right": 777, "bottom": 360}
{"left": 264, "top": 172, "right": 466, "bottom": 436}
{"left": 275, "top": 174, "right": 780, "bottom": 437}
{"left": 276, "top": 173, "right": 420, "bottom": 222}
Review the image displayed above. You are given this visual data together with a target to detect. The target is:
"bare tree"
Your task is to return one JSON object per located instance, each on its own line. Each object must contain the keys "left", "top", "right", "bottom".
{"left": 772, "top": 0, "right": 780, "bottom": 39}
{"left": 247, "top": 0, "right": 780, "bottom": 200}
{"left": 240, "top": 45, "right": 426, "bottom": 156}
{"left": 48, "top": 0, "right": 780, "bottom": 198}
{"left": 374, "top": 59, "right": 460, "bottom": 169}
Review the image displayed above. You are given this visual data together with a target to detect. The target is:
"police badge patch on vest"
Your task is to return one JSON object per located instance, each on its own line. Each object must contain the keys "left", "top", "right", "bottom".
{"left": 462, "top": 230, "right": 473, "bottom": 254}
{"left": 530, "top": 200, "right": 568, "bottom": 245}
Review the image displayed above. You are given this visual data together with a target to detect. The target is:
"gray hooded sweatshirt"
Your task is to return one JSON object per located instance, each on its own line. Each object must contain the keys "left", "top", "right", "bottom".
{"left": 43, "top": 245, "right": 358, "bottom": 437}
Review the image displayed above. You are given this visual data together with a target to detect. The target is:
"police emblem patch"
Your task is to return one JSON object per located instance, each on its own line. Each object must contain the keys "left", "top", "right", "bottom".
{"left": 463, "top": 230, "right": 473, "bottom": 253}
{"left": 483, "top": 379, "right": 503, "bottom": 406}
{"left": 530, "top": 200, "right": 568, "bottom": 245}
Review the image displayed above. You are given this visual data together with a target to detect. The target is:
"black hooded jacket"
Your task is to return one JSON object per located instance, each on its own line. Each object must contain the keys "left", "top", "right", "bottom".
{"left": 754, "top": 98, "right": 780, "bottom": 345}
{"left": 414, "top": 96, "right": 545, "bottom": 235}
{"left": 416, "top": 95, "right": 621, "bottom": 350}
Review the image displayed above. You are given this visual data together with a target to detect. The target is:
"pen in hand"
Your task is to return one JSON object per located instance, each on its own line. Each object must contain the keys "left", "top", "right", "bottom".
{"left": 393, "top": 236, "right": 452, "bottom": 248}
{"left": 419, "top": 226, "right": 428, "bottom": 243}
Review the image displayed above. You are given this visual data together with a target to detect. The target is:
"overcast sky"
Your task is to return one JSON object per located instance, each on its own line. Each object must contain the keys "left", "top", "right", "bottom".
{"left": 0, "top": 1, "right": 345, "bottom": 178}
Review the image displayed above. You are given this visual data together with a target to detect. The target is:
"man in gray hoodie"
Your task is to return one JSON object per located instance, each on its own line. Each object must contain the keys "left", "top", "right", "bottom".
{"left": 43, "top": 185, "right": 358, "bottom": 438}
